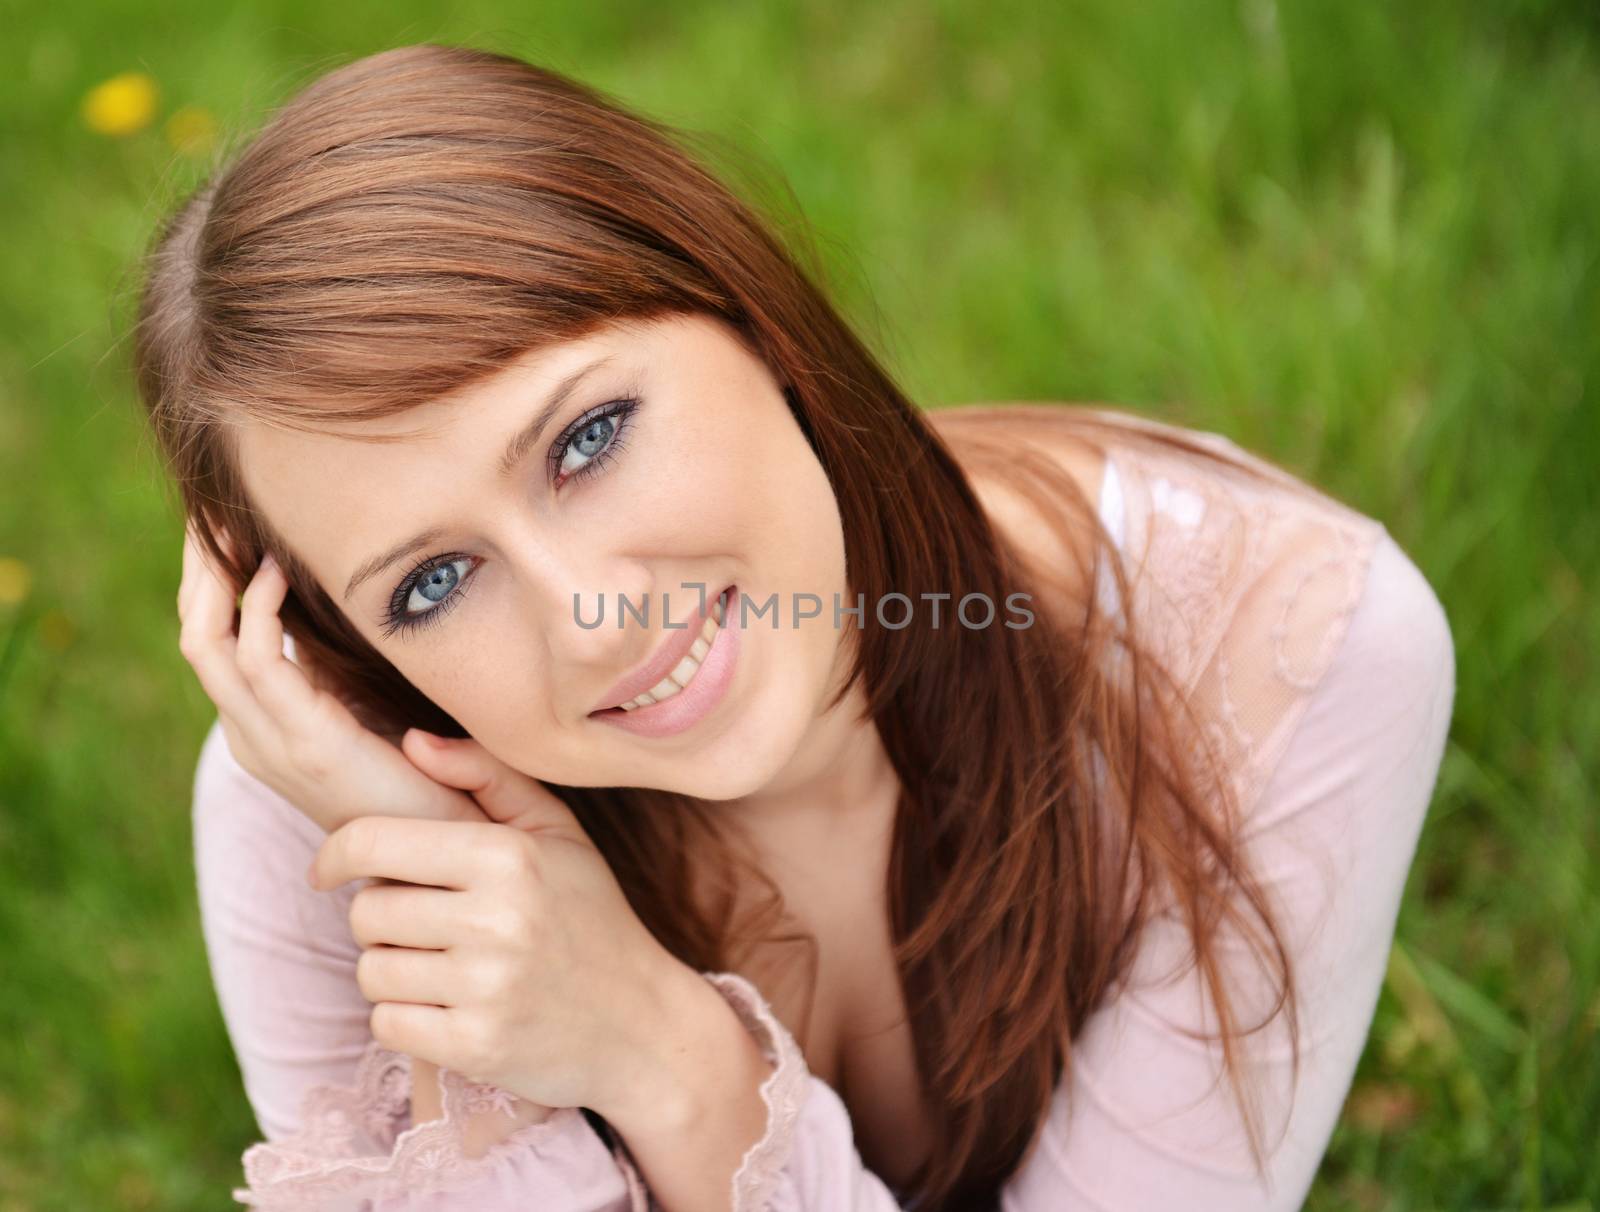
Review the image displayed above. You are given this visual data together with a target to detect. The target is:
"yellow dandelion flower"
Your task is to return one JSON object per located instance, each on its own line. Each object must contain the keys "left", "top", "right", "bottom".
{"left": 165, "top": 104, "right": 218, "bottom": 156}
{"left": 39, "top": 609, "right": 77, "bottom": 652}
{"left": 0, "top": 557, "right": 30, "bottom": 606}
{"left": 82, "top": 71, "right": 159, "bottom": 137}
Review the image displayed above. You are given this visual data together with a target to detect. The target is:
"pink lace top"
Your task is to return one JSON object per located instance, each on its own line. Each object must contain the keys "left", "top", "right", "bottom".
{"left": 192, "top": 412, "right": 1456, "bottom": 1210}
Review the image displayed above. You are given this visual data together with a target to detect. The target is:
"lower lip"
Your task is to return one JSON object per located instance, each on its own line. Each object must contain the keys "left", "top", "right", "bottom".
{"left": 589, "top": 585, "right": 741, "bottom": 739}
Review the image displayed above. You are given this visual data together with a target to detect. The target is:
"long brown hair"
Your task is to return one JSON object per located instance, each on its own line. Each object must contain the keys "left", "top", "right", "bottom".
{"left": 131, "top": 44, "right": 1304, "bottom": 1209}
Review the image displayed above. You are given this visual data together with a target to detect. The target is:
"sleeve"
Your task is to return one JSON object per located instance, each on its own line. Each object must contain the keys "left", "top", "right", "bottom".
{"left": 189, "top": 718, "right": 653, "bottom": 1211}
{"left": 999, "top": 452, "right": 1456, "bottom": 1207}
{"left": 692, "top": 974, "right": 912, "bottom": 1212}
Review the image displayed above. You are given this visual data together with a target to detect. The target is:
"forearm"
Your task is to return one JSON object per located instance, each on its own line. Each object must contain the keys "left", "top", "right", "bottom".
{"left": 606, "top": 966, "right": 775, "bottom": 1212}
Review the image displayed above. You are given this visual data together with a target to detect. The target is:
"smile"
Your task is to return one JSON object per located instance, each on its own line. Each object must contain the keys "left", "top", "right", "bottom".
{"left": 619, "top": 589, "right": 727, "bottom": 709}
{"left": 589, "top": 585, "right": 741, "bottom": 739}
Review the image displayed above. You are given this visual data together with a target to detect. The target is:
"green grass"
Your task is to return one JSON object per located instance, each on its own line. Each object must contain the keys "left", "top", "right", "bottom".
{"left": 2, "top": 1, "right": 1596, "bottom": 1207}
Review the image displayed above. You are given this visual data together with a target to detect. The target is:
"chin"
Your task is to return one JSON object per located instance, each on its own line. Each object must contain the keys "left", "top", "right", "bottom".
{"left": 670, "top": 759, "right": 779, "bottom": 802}
{"left": 658, "top": 684, "right": 817, "bottom": 801}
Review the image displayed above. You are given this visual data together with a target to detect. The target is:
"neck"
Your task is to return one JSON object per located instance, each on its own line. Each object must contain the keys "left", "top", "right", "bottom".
{"left": 710, "top": 677, "right": 901, "bottom": 867}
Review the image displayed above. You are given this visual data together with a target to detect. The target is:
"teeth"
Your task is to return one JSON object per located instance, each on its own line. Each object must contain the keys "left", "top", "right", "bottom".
{"left": 612, "top": 589, "right": 730, "bottom": 712}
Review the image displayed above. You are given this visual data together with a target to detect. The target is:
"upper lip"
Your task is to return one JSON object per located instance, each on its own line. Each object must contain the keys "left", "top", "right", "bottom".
{"left": 589, "top": 584, "right": 729, "bottom": 713}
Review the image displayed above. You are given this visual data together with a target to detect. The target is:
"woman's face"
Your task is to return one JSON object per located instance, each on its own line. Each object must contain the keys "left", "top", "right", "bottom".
{"left": 236, "top": 312, "right": 851, "bottom": 801}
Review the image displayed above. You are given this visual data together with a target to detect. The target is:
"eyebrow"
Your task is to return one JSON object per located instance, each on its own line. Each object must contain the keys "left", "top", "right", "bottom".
{"left": 342, "top": 354, "right": 616, "bottom": 603}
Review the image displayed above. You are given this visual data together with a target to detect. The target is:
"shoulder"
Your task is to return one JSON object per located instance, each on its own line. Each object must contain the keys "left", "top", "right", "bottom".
{"left": 1088, "top": 421, "right": 1449, "bottom": 816}
{"left": 1296, "top": 529, "right": 1456, "bottom": 763}
{"left": 926, "top": 401, "right": 1108, "bottom": 503}
{"left": 925, "top": 402, "right": 1111, "bottom": 622}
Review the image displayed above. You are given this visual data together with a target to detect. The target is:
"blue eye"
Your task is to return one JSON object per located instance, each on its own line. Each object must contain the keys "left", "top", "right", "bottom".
{"left": 381, "top": 555, "right": 476, "bottom": 640}
{"left": 378, "top": 397, "right": 640, "bottom": 641}
{"left": 549, "top": 397, "right": 638, "bottom": 484}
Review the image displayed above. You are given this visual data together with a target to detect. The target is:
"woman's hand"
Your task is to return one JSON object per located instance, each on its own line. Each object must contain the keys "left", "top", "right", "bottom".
{"left": 308, "top": 741, "right": 693, "bottom": 1124}
{"left": 176, "top": 521, "right": 669, "bottom": 1132}
{"left": 176, "top": 521, "right": 485, "bottom": 834}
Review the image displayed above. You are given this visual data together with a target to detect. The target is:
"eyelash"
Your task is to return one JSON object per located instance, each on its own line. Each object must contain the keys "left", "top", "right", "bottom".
{"left": 378, "top": 397, "right": 640, "bottom": 640}
{"left": 549, "top": 397, "right": 638, "bottom": 487}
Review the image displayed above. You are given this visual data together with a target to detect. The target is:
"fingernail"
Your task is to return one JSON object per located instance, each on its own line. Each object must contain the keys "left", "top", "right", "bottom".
{"left": 260, "top": 552, "right": 279, "bottom": 575}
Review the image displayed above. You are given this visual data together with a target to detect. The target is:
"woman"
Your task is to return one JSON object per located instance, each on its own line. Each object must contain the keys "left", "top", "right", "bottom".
{"left": 139, "top": 42, "right": 1455, "bottom": 1212}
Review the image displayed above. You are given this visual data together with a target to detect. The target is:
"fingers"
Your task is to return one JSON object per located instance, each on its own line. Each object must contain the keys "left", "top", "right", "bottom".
{"left": 180, "top": 520, "right": 329, "bottom": 771}
{"left": 402, "top": 732, "right": 582, "bottom": 838}
{"left": 348, "top": 882, "right": 467, "bottom": 950}
{"left": 369, "top": 1001, "right": 454, "bottom": 1065}
{"left": 234, "top": 551, "right": 323, "bottom": 724}
{"left": 176, "top": 520, "right": 197, "bottom": 617}
{"left": 311, "top": 815, "right": 526, "bottom": 892}
{"left": 178, "top": 521, "right": 268, "bottom": 733}
{"left": 356, "top": 943, "right": 456, "bottom": 1006}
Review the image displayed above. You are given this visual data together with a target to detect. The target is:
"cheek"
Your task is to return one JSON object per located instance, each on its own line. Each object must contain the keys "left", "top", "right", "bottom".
{"left": 772, "top": 438, "right": 848, "bottom": 588}
{"left": 609, "top": 405, "right": 779, "bottom": 555}
{"left": 394, "top": 639, "right": 554, "bottom": 755}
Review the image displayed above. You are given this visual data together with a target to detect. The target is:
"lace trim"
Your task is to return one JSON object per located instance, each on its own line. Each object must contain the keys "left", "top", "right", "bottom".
{"left": 701, "top": 970, "right": 812, "bottom": 1212}
{"left": 230, "top": 971, "right": 807, "bottom": 1211}
{"left": 229, "top": 1041, "right": 622, "bottom": 1209}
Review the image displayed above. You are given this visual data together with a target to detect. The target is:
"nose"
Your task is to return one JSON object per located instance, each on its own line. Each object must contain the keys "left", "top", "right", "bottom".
{"left": 512, "top": 540, "right": 676, "bottom": 707}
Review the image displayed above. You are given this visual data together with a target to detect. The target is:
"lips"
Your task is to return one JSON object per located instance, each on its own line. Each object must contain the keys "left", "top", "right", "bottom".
{"left": 589, "top": 584, "right": 734, "bottom": 714}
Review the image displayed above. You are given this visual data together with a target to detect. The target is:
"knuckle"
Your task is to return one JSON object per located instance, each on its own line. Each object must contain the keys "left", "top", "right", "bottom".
{"left": 330, "top": 818, "right": 380, "bottom": 878}
{"left": 234, "top": 643, "right": 264, "bottom": 680}
{"left": 492, "top": 832, "right": 540, "bottom": 883}
{"left": 355, "top": 948, "right": 383, "bottom": 1000}
{"left": 467, "top": 952, "right": 511, "bottom": 999}
{"left": 370, "top": 1002, "right": 396, "bottom": 1049}
{"left": 347, "top": 890, "right": 379, "bottom": 946}
{"left": 473, "top": 903, "right": 523, "bottom": 946}
{"left": 176, "top": 628, "right": 203, "bottom": 664}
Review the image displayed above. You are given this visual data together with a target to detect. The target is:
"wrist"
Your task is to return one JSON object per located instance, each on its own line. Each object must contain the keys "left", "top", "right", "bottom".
{"left": 411, "top": 1057, "right": 443, "bottom": 1124}
{"left": 603, "top": 962, "right": 776, "bottom": 1212}
{"left": 608, "top": 960, "right": 772, "bottom": 1140}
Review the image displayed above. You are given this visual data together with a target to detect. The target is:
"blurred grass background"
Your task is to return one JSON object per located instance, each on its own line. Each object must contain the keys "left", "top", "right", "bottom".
{"left": 1, "top": 1, "right": 1596, "bottom": 1207}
